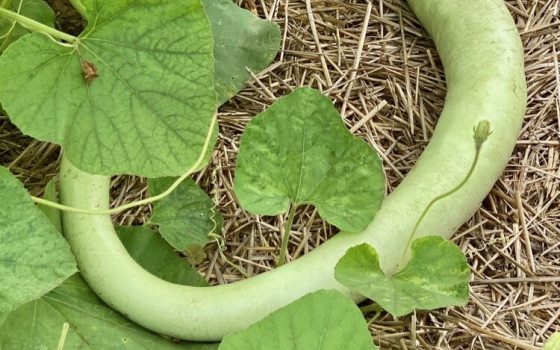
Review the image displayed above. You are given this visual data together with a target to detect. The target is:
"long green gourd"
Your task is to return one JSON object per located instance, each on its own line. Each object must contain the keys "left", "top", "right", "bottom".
{"left": 59, "top": 0, "right": 527, "bottom": 341}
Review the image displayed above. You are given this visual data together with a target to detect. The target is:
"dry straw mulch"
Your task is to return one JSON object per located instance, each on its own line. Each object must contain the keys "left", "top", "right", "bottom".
{"left": 1, "top": 0, "right": 558, "bottom": 349}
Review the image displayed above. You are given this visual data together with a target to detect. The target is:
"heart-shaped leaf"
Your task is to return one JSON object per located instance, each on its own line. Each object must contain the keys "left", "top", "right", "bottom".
{"left": 219, "top": 290, "right": 378, "bottom": 350}
{"left": 0, "top": 166, "right": 76, "bottom": 324}
{"left": 234, "top": 87, "right": 384, "bottom": 232}
{"left": 148, "top": 177, "right": 222, "bottom": 253}
{"left": 0, "top": 0, "right": 217, "bottom": 177}
{"left": 335, "top": 236, "right": 470, "bottom": 317}
{"left": 202, "top": 0, "right": 280, "bottom": 104}
{"left": 0, "top": 0, "right": 54, "bottom": 52}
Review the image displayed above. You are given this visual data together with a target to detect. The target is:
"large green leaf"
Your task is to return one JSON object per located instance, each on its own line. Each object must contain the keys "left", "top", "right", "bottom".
{"left": 335, "top": 236, "right": 470, "bottom": 317}
{"left": 116, "top": 225, "right": 208, "bottom": 287}
{"left": 219, "top": 290, "right": 377, "bottom": 350}
{"left": 0, "top": 0, "right": 217, "bottom": 177}
{"left": 202, "top": 0, "right": 280, "bottom": 104}
{"left": 0, "top": 275, "right": 219, "bottom": 349}
{"left": 234, "top": 87, "right": 384, "bottom": 232}
{"left": 148, "top": 177, "right": 222, "bottom": 254}
{"left": 0, "top": 0, "right": 54, "bottom": 51}
{"left": 0, "top": 166, "right": 76, "bottom": 324}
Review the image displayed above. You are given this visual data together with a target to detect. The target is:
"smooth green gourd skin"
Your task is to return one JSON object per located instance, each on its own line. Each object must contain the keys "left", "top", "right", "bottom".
{"left": 59, "top": 0, "right": 527, "bottom": 341}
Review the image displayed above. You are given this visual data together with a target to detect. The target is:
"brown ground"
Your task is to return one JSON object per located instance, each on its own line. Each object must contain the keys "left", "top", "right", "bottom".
{"left": 1, "top": 0, "right": 558, "bottom": 349}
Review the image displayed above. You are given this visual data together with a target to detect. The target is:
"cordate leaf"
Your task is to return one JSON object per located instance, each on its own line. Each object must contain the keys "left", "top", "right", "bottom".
{"left": 0, "top": 166, "right": 75, "bottom": 325}
{"left": 148, "top": 177, "right": 222, "bottom": 253}
{"left": 219, "top": 290, "right": 378, "bottom": 350}
{"left": 0, "top": 0, "right": 217, "bottom": 177}
{"left": 116, "top": 226, "right": 208, "bottom": 287}
{"left": 202, "top": 0, "right": 280, "bottom": 104}
{"left": 0, "top": 275, "right": 218, "bottom": 349}
{"left": 335, "top": 236, "right": 470, "bottom": 317}
{"left": 234, "top": 87, "right": 384, "bottom": 232}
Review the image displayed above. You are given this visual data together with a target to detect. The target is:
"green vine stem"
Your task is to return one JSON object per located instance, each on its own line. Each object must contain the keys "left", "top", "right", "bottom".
{"left": 0, "top": 7, "right": 77, "bottom": 43}
{"left": 68, "top": 0, "right": 87, "bottom": 19}
{"left": 397, "top": 120, "right": 493, "bottom": 268}
{"left": 32, "top": 114, "right": 218, "bottom": 215}
{"left": 277, "top": 204, "right": 298, "bottom": 266}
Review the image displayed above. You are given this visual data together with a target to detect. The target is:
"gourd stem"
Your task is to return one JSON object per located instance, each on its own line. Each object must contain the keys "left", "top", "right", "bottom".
{"left": 0, "top": 7, "right": 77, "bottom": 43}
{"left": 398, "top": 143, "right": 482, "bottom": 268}
{"left": 32, "top": 114, "right": 218, "bottom": 215}
{"left": 277, "top": 204, "right": 297, "bottom": 266}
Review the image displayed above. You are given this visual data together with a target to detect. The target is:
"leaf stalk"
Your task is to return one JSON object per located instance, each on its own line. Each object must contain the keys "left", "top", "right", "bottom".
{"left": 0, "top": 7, "right": 77, "bottom": 43}
{"left": 68, "top": 0, "right": 87, "bottom": 19}
{"left": 277, "top": 204, "right": 297, "bottom": 266}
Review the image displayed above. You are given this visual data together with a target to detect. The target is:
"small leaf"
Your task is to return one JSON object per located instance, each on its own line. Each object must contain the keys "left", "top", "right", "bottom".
{"left": 0, "top": 166, "right": 76, "bottom": 324}
{"left": 0, "top": 0, "right": 217, "bottom": 177}
{"left": 38, "top": 179, "right": 62, "bottom": 233}
{"left": 234, "top": 87, "right": 384, "bottom": 232}
{"left": 116, "top": 226, "right": 207, "bottom": 287}
{"left": 202, "top": 0, "right": 280, "bottom": 104}
{"left": 0, "top": 275, "right": 218, "bottom": 349}
{"left": 219, "top": 290, "right": 378, "bottom": 350}
{"left": 148, "top": 177, "right": 222, "bottom": 253}
{"left": 0, "top": 0, "right": 54, "bottom": 51}
{"left": 335, "top": 236, "right": 470, "bottom": 317}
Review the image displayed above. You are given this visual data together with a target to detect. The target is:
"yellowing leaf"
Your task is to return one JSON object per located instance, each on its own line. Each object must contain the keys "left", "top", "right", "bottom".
{"left": 335, "top": 236, "right": 470, "bottom": 317}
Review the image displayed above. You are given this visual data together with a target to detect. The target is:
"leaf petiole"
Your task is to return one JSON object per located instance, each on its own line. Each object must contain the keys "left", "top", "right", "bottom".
{"left": 277, "top": 204, "right": 297, "bottom": 266}
{"left": 0, "top": 7, "right": 76, "bottom": 43}
{"left": 68, "top": 0, "right": 87, "bottom": 19}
